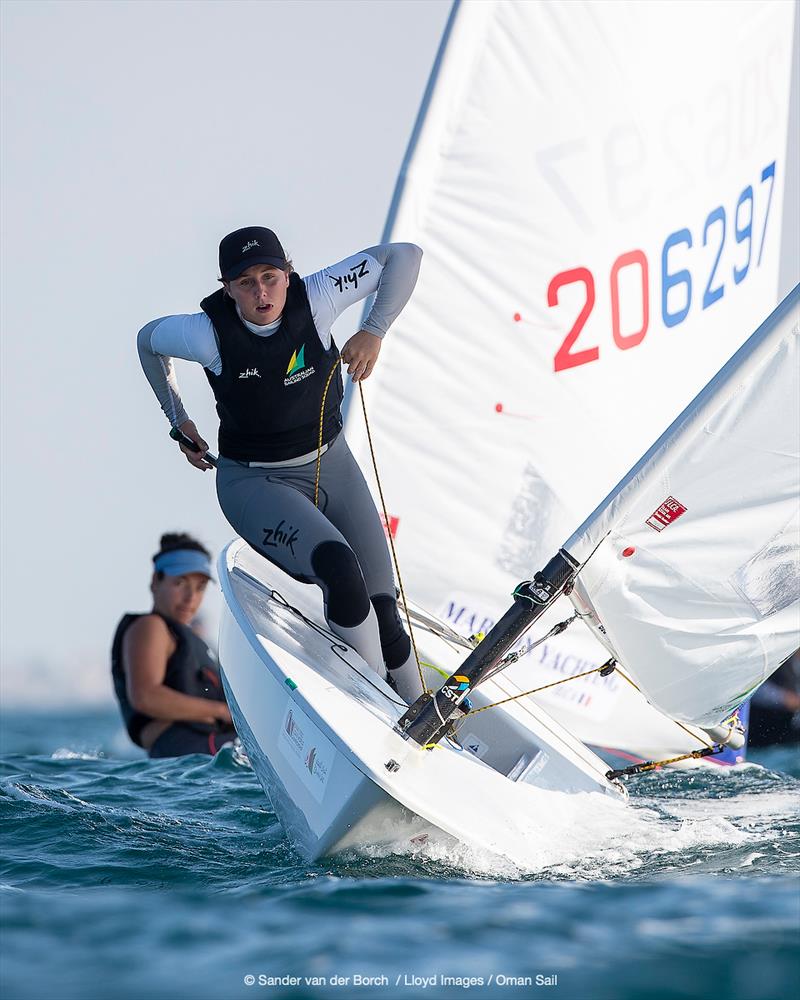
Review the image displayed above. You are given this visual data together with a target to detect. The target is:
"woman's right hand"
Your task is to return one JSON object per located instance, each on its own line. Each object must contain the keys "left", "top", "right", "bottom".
{"left": 177, "top": 420, "right": 212, "bottom": 471}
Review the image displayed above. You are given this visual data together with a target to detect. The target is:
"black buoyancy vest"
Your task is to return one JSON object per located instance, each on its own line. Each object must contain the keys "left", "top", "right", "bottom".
{"left": 201, "top": 273, "right": 344, "bottom": 462}
{"left": 111, "top": 612, "right": 225, "bottom": 747}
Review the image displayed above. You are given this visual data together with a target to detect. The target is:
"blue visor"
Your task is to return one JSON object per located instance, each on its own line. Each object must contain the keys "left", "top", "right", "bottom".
{"left": 153, "top": 549, "right": 215, "bottom": 581}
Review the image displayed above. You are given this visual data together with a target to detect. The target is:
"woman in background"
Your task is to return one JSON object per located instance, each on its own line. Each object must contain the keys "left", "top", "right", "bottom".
{"left": 111, "top": 533, "right": 237, "bottom": 758}
{"left": 748, "top": 650, "right": 800, "bottom": 747}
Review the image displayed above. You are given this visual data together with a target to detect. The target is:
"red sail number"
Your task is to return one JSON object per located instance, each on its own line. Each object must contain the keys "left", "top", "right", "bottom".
{"left": 611, "top": 249, "right": 649, "bottom": 350}
{"left": 547, "top": 267, "right": 598, "bottom": 372}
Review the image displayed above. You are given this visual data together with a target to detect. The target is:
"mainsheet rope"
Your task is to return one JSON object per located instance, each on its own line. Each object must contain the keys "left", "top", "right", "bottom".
{"left": 314, "top": 360, "right": 428, "bottom": 695}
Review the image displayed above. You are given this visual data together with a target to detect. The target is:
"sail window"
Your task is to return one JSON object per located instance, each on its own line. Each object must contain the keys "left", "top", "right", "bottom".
{"left": 730, "top": 510, "right": 800, "bottom": 617}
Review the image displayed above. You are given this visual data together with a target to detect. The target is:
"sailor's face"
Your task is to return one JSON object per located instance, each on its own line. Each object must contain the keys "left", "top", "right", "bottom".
{"left": 152, "top": 572, "right": 209, "bottom": 625}
{"left": 225, "top": 264, "right": 289, "bottom": 325}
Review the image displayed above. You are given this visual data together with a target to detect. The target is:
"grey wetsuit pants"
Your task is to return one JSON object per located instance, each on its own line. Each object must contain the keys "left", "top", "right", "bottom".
{"left": 215, "top": 433, "right": 420, "bottom": 698}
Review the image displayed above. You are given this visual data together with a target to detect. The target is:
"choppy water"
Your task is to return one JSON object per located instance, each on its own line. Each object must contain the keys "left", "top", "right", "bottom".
{"left": 1, "top": 709, "right": 798, "bottom": 1000}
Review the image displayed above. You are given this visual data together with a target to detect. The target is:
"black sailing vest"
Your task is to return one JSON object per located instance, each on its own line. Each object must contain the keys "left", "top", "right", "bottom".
{"left": 200, "top": 273, "right": 344, "bottom": 462}
{"left": 111, "top": 612, "right": 226, "bottom": 746}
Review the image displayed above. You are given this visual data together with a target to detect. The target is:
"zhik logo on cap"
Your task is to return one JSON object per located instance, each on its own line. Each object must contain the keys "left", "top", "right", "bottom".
{"left": 218, "top": 226, "right": 287, "bottom": 281}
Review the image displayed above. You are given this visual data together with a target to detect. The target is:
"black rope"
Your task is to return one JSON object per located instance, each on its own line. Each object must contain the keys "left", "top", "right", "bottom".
{"left": 267, "top": 588, "right": 407, "bottom": 708}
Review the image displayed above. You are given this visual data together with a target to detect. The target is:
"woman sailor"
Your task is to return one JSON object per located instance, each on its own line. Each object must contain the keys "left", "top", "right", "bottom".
{"left": 111, "top": 533, "right": 237, "bottom": 758}
{"left": 137, "top": 227, "right": 424, "bottom": 702}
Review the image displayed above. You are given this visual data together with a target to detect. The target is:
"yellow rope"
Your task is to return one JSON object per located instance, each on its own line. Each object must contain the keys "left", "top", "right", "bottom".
{"left": 313, "top": 364, "right": 427, "bottom": 695}
{"left": 461, "top": 663, "right": 614, "bottom": 716}
{"left": 357, "top": 383, "right": 428, "bottom": 695}
{"left": 421, "top": 660, "right": 449, "bottom": 678}
{"left": 456, "top": 658, "right": 725, "bottom": 777}
{"left": 461, "top": 652, "right": 718, "bottom": 758}
{"left": 618, "top": 748, "right": 720, "bottom": 773}
{"left": 314, "top": 359, "right": 342, "bottom": 508}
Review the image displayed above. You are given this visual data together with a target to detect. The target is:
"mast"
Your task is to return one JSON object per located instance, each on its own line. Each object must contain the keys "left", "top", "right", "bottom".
{"left": 397, "top": 551, "right": 576, "bottom": 746}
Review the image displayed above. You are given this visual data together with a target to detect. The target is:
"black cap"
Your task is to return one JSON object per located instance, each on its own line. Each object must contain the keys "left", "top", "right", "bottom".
{"left": 219, "top": 226, "right": 288, "bottom": 281}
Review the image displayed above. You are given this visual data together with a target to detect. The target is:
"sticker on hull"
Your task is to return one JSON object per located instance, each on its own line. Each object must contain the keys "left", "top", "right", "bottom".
{"left": 279, "top": 702, "right": 336, "bottom": 803}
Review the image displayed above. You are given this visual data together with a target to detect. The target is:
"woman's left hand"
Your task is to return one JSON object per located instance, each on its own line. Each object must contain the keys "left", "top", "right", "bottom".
{"left": 340, "top": 330, "right": 382, "bottom": 382}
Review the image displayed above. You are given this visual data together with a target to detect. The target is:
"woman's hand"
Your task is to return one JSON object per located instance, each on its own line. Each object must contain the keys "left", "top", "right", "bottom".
{"left": 214, "top": 703, "right": 233, "bottom": 726}
{"left": 177, "top": 419, "right": 212, "bottom": 471}
{"left": 197, "top": 703, "right": 233, "bottom": 726}
{"left": 340, "top": 330, "right": 382, "bottom": 382}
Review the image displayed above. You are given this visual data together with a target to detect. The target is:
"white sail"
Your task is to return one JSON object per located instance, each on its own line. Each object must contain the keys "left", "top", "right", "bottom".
{"left": 565, "top": 284, "right": 800, "bottom": 728}
{"left": 345, "top": 0, "right": 797, "bottom": 753}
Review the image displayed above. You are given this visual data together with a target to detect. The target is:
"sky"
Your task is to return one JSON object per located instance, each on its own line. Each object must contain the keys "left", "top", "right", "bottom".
{"left": 0, "top": 0, "right": 452, "bottom": 706}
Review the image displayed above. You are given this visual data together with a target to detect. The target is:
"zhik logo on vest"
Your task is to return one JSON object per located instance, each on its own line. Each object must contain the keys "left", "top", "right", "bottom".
{"left": 284, "top": 345, "right": 315, "bottom": 386}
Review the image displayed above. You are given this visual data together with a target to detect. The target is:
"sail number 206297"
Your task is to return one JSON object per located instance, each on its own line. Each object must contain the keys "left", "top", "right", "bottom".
{"left": 545, "top": 162, "right": 776, "bottom": 373}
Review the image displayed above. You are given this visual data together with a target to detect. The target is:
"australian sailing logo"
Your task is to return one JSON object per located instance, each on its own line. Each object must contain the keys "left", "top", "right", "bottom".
{"left": 284, "top": 345, "right": 316, "bottom": 386}
{"left": 238, "top": 367, "right": 260, "bottom": 379}
{"left": 263, "top": 520, "right": 299, "bottom": 555}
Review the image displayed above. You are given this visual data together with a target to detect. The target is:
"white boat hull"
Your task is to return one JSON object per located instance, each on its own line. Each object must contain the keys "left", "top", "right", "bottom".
{"left": 219, "top": 606, "right": 427, "bottom": 859}
{"left": 218, "top": 540, "right": 625, "bottom": 863}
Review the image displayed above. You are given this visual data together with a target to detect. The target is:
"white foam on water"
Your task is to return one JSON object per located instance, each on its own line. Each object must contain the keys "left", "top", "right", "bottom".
{"left": 351, "top": 783, "right": 766, "bottom": 879}
{"left": 2, "top": 781, "right": 74, "bottom": 812}
{"left": 657, "top": 789, "right": 800, "bottom": 825}
{"left": 51, "top": 748, "right": 104, "bottom": 760}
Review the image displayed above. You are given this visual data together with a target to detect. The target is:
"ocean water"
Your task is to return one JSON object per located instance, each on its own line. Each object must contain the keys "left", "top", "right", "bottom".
{"left": 1, "top": 709, "right": 798, "bottom": 1000}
